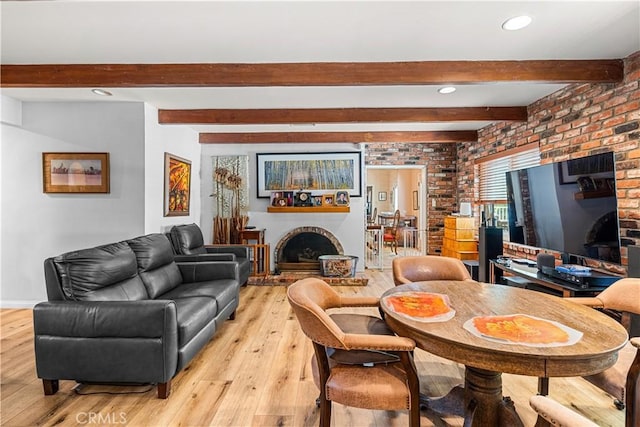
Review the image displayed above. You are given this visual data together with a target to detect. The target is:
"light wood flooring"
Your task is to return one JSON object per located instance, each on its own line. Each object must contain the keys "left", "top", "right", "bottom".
{"left": 1, "top": 269, "right": 624, "bottom": 426}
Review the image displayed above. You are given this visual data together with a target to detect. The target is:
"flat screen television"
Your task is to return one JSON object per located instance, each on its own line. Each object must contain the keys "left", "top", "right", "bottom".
{"left": 505, "top": 151, "right": 621, "bottom": 264}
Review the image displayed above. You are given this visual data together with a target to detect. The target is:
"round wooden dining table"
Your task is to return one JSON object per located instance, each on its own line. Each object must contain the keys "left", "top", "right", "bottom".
{"left": 380, "top": 281, "right": 628, "bottom": 427}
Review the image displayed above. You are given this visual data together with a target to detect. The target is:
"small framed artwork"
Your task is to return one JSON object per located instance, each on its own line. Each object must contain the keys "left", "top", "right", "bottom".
{"left": 270, "top": 192, "right": 283, "bottom": 206}
{"left": 322, "top": 194, "right": 334, "bottom": 206}
{"left": 312, "top": 195, "right": 323, "bottom": 207}
{"left": 164, "top": 152, "right": 191, "bottom": 217}
{"left": 335, "top": 191, "right": 350, "bottom": 206}
{"left": 378, "top": 191, "right": 387, "bottom": 201}
{"left": 283, "top": 191, "right": 294, "bottom": 206}
{"left": 42, "top": 152, "right": 110, "bottom": 194}
{"left": 413, "top": 190, "right": 419, "bottom": 210}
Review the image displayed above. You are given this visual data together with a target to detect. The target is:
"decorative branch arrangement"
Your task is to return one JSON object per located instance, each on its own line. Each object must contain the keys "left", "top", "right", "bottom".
{"left": 211, "top": 156, "right": 249, "bottom": 244}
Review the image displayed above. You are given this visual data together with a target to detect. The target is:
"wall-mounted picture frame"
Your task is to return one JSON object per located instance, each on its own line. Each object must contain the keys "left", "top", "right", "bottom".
{"left": 256, "top": 151, "right": 362, "bottom": 198}
{"left": 378, "top": 191, "right": 387, "bottom": 201}
{"left": 164, "top": 152, "right": 191, "bottom": 217}
{"left": 413, "top": 190, "right": 419, "bottom": 210}
{"left": 42, "top": 152, "right": 110, "bottom": 194}
{"left": 335, "top": 191, "right": 350, "bottom": 206}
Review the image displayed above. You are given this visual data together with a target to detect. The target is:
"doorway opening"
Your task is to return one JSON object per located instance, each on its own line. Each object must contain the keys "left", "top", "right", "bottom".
{"left": 364, "top": 166, "right": 427, "bottom": 269}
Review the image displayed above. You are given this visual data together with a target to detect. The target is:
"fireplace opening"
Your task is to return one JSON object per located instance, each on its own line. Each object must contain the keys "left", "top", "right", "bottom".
{"left": 275, "top": 227, "right": 343, "bottom": 273}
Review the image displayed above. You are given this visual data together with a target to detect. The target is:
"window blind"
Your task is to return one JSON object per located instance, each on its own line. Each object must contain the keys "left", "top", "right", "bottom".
{"left": 477, "top": 147, "right": 540, "bottom": 202}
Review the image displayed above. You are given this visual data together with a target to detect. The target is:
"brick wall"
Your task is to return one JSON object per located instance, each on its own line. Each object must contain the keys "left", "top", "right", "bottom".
{"left": 458, "top": 50, "right": 640, "bottom": 269}
{"left": 365, "top": 143, "right": 461, "bottom": 254}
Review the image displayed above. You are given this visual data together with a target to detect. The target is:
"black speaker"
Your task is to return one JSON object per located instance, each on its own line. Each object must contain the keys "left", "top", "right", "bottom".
{"left": 628, "top": 245, "right": 640, "bottom": 278}
{"left": 479, "top": 227, "right": 503, "bottom": 283}
{"left": 537, "top": 253, "right": 555, "bottom": 271}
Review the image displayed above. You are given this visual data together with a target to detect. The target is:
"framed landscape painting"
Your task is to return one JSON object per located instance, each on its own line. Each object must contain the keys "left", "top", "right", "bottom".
{"left": 42, "top": 152, "right": 110, "bottom": 193}
{"left": 164, "top": 153, "right": 191, "bottom": 216}
{"left": 256, "top": 151, "right": 362, "bottom": 198}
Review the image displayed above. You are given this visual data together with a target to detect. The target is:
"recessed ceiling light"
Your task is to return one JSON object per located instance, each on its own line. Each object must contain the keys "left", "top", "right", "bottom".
{"left": 91, "top": 89, "right": 113, "bottom": 96}
{"left": 502, "top": 15, "right": 532, "bottom": 31}
{"left": 438, "top": 86, "right": 456, "bottom": 94}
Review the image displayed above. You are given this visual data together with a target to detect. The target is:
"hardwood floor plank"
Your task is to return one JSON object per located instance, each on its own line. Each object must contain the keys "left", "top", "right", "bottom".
{"left": 168, "top": 380, "right": 232, "bottom": 426}
{"left": 208, "top": 287, "right": 292, "bottom": 426}
{"left": 254, "top": 316, "right": 306, "bottom": 416}
{"left": 0, "top": 269, "right": 626, "bottom": 426}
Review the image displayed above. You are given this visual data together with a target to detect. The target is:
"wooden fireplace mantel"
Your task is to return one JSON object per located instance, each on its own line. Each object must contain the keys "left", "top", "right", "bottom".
{"left": 267, "top": 206, "right": 350, "bottom": 213}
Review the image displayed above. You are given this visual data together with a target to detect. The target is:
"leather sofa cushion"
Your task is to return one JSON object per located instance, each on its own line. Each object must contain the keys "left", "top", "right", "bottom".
{"left": 170, "top": 224, "right": 207, "bottom": 255}
{"left": 127, "top": 234, "right": 182, "bottom": 298}
{"left": 160, "top": 279, "right": 239, "bottom": 312}
{"left": 171, "top": 297, "right": 218, "bottom": 346}
{"left": 52, "top": 242, "right": 148, "bottom": 301}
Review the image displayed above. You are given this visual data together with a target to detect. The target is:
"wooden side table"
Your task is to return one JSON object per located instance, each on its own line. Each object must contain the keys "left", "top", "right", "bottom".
{"left": 238, "top": 229, "right": 268, "bottom": 276}
{"left": 239, "top": 228, "right": 265, "bottom": 245}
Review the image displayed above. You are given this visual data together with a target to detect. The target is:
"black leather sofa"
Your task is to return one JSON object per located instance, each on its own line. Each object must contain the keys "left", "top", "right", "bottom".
{"left": 168, "top": 223, "right": 251, "bottom": 286}
{"left": 34, "top": 233, "right": 241, "bottom": 398}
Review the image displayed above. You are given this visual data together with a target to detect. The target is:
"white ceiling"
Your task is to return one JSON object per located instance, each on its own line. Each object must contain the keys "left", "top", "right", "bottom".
{"left": 2, "top": 1, "right": 639, "bottom": 135}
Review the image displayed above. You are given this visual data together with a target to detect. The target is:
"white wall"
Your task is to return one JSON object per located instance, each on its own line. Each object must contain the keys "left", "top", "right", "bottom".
{"left": 1, "top": 100, "right": 146, "bottom": 306}
{"left": 201, "top": 143, "right": 366, "bottom": 272}
{"left": 143, "top": 104, "right": 200, "bottom": 234}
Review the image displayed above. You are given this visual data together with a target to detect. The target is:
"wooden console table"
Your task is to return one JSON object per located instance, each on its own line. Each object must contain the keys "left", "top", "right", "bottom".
{"left": 489, "top": 260, "right": 616, "bottom": 297}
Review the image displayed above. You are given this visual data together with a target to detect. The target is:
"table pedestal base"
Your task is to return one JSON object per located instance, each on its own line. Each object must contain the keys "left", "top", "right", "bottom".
{"left": 420, "top": 367, "right": 524, "bottom": 427}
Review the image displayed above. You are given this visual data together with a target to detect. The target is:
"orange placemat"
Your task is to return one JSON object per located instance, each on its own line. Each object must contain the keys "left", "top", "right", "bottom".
{"left": 463, "top": 314, "right": 583, "bottom": 347}
{"left": 382, "top": 292, "right": 455, "bottom": 323}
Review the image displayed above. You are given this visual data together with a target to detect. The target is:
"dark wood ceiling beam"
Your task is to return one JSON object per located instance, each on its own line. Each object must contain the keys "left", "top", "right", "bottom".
{"left": 159, "top": 107, "right": 526, "bottom": 124}
{"left": 0, "top": 60, "right": 623, "bottom": 87}
{"left": 199, "top": 131, "right": 477, "bottom": 144}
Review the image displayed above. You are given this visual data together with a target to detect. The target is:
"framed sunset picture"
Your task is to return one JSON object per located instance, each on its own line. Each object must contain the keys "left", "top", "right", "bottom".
{"left": 42, "top": 152, "right": 110, "bottom": 193}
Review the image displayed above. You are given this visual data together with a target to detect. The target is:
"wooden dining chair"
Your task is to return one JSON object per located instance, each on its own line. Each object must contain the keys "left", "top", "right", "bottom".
{"left": 367, "top": 206, "right": 378, "bottom": 225}
{"left": 564, "top": 277, "right": 640, "bottom": 427}
{"left": 287, "top": 277, "right": 421, "bottom": 427}
{"left": 383, "top": 209, "right": 401, "bottom": 254}
{"left": 392, "top": 255, "right": 474, "bottom": 286}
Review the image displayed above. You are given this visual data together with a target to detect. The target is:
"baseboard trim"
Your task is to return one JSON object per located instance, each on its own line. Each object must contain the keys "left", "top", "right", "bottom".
{"left": 0, "top": 300, "right": 39, "bottom": 309}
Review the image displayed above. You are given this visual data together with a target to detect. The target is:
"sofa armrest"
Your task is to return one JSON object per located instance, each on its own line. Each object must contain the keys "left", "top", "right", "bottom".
{"left": 33, "top": 300, "right": 178, "bottom": 338}
{"left": 204, "top": 245, "right": 250, "bottom": 259}
{"left": 174, "top": 253, "right": 236, "bottom": 262}
{"left": 177, "top": 260, "right": 239, "bottom": 283}
{"left": 33, "top": 300, "right": 179, "bottom": 387}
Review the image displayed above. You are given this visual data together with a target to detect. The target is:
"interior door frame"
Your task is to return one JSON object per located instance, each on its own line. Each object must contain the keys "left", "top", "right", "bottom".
{"left": 365, "top": 165, "right": 427, "bottom": 253}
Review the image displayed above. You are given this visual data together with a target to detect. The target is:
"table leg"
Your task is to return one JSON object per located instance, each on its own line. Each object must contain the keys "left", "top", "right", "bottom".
{"left": 420, "top": 367, "right": 524, "bottom": 427}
